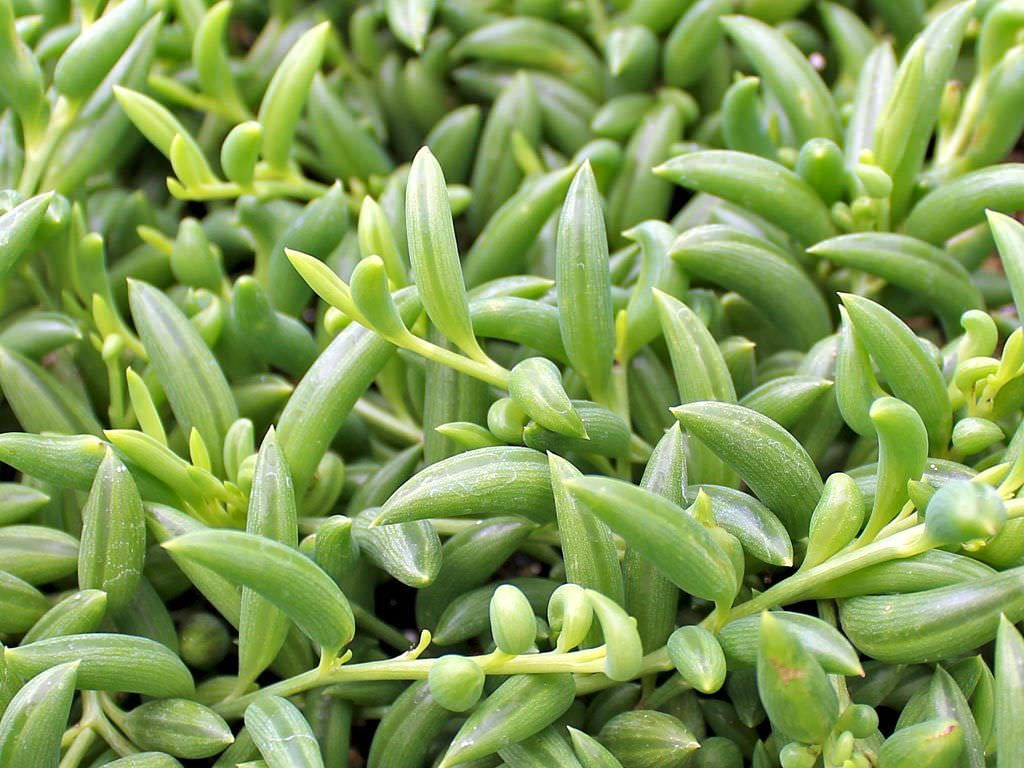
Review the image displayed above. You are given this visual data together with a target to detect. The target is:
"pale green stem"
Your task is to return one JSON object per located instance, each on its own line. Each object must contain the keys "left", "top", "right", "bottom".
{"left": 725, "top": 524, "right": 939, "bottom": 623}
{"left": 169, "top": 177, "right": 328, "bottom": 202}
{"left": 60, "top": 724, "right": 86, "bottom": 749}
{"left": 573, "top": 510, "right": 1024, "bottom": 697}
{"left": 641, "top": 672, "right": 692, "bottom": 709}
{"left": 147, "top": 73, "right": 252, "bottom": 124}
{"left": 937, "top": 75, "right": 987, "bottom": 165}
{"left": 575, "top": 647, "right": 674, "bottom": 695}
{"left": 582, "top": 0, "right": 609, "bottom": 42}
{"left": 19, "top": 98, "right": 77, "bottom": 197}
{"left": 351, "top": 603, "right": 413, "bottom": 651}
{"left": 20, "top": 265, "right": 55, "bottom": 309}
{"left": 590, "top": 456, "right": 617, "bottom": 476}
{"left": 873, "top": 501, "right": 918, "bottom": 539}
{"left": 610, "top": 362, "right": 633, "bottom": 480}
{"left": 103, "top": 353, "right": 129, "bottom": 429}
{"left": 97, "top": 692, "right": 129, "bottom": 731}
{"left": 59, "top": 728, "right": 96, "bottom": 768}
{"left": 214, "top": 647, "right": 608, "bottom": 719}
{"left": 82, "top": 691, "right": 136, "bottom": 757}
{"left": 352, "top": 397, "right": 424, "bottom": 445}
{"left": 230, "top": 505, "right": 1024, "bottom": 714}
{"left": 404, "top": 334, "right": 511, "bottom": 389}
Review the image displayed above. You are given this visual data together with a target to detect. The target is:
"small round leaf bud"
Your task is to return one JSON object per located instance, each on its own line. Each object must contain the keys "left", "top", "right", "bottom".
{"left": 179, "top": 612, "right": 231, "bottom": 670}
{"left": 428, "top": 655, "right": 485, "bottom": 712}
{"left": 925, "top": 480, "right": 1007, "bottom": 546}
{"left": 951, "top": 417, "right": 1004, "bottom": 456}
{"left": 835, "top": 703, "right": 879, "bottom": 740}
{"left": 547, "top": 583, "right": 593, "bottom": 653}
{"left": 489, "top": 584, "right": 536, "bottom": 655}
{"left": 666, "top": 625, "right": 727, "bottom": 694}
{"left": 780, "top": 742, "right": 819, "bottom": 768}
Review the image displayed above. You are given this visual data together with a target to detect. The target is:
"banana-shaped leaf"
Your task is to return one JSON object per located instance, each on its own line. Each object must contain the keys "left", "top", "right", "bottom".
{"left": 672, "top": 402, "right": 822, "bottom": 537}
{"left": 163, "top": 530, "right": 354, "bottom": 655}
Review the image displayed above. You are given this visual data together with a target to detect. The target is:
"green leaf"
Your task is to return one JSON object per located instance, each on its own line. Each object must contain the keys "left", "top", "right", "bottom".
{"left": 114, "top": 87, "right": 216, "bottom": 182}
{"left": 619, "top": 221, "right": 686, "bottom": 358}
{"left": 349, "top": 256, "right": 412, "bottom": 341}
{"left": 598, "top": 711, "right": 698, "bottom": 768}
{"left": 374, "top": 446, "right": 555, "bottom": 526}
{"left": 0, "top": 346, "right": 102, "bottom": 435}
{"left": 562, "top": 475, "right": 736, "bottom": 604}
{"left": 123, "top": 699, "right": 234, "bottom": 759}
{"left": 556, "top": 162, "right": 615, "bottom": 403}
{"left": 6, "top": 633, "right": 194, "bottom": 697}
{"left": 102, "top": 753, "right": 185, "bottom": 767}
{"left": 653, "top": 289, "right": 736, "bottom": 486}
{"left": 0, "top": 661, "right": 78, "bottom": 768}
{"left": 666, "top": 625, "right": 726, "bottom": 694}
{"left": 669, "top": 225, "right": 831, "bottom": 350}
{"left": 246, "top": 695, "right": 325, "bottom": 768}
{"left": 509, "top": 358, "right": 585, "bottom": 438}
{"left": 0, "top": 570, "right": 48, "bottom": 634}
{"left": 357, "top": 195, "right": 406, "bottom": 287}
{"left": 22, "top": 589, "right": 108, "bottom": 644}
{"left": 163, "top": 529, "right": 354, "bottom": 655}
{"left": 78, "top": 449, "right": 146, "bottom": 612}
{"left": 385, "top": 0, "right": 436, "bottom": 53}
{"left": 861, "top": 396, "right": 928, "bottom": 543}
{"left": 415, "top": 516, "right": 533, "bottom": 630}
{"left": 523, "top": 400, "right": 630, "bottom": 458}
{"left": 438, "top": 674, "right": 576, "bottom": 768}
{"left": 547, "top": 583, "right": 593, "bottom": 653}
{"left": 365, "top": 680, "right": 451, "bottom": 768}
{"left": 220, "top": 121, "right": 262, "bottom": 186}
{"left": 277, "top": 287, "right": 419, "bottom": 496}
{"left": 0, "top": 192, "right": 53, "bottom": 280}
{"left": 585, "top": 589, "right": 642, "bottom": 681}
{"left": 738, "top": 375, "right": 834, "bottom": 431}
{"left": 878, "top": 718, "right": 963, "bottom": 768}
{"left": 549, "top": 453, "right": 624, "bottom": 604}
{"left": 238, "top": 428, "right": 298, "bottom": 687}
{"left": 995, "top": 615, "right": 1024, "bottom": 767}
{"left": 55, "top": 0, "right": 157, "bottom": 99}
{"left": 129, "top": 280, "right": 237, "bottom": 475}
{"left": 489, "top": 583, "right": 537, "bottom": 655}
{"left": 406, "top": 146, "right": 487, "bottom": 362}
{"left": 353, "top": 508, "right": 442, "bottom": 588}
{"left": 672, "top": 401, "right": 822, "bottom": 538}
{"left": 877, "top": 2, "right": 974, "bottom": 220}
{"left": 145, "top": 503, "right": 242, "bottom": 628}
{"left": 569, "top": 726, "right": 625, "bottom": 768}
{"left": 803, "top": 472, "right": 864, "bottom": 571}
{"left": 624, "top": 424, "right": 686, "bottom": 652}
{"left": 193, "top": 0, "right": 239, "bottom": 103}
{"left": 452, "top": 18, "right": 605, "bottom": 100}
{"left": 840, "top": 293, "right": 952, "bottom": 450}
{"left": 807, "top": 232, "right": 982, "bottom": 332}
{"left": 720, "top": 14, "right": 840, "bottom": 145}
{"left": 655, "top": 150, "right": 836, "bottom": 245}
{"left": 257, "top": 22, "right": 330, "bottom": 172}
{"left": 0, "top": 524, "right": 79, "bottom": 585}
{"left": 987, "top": 209, "right": 1024, "bottom": 322}
{"left": 717, "top": 610, "right": 863, "bottom": 676}
{"left": 840, "top": 565, "right": 1024, "bottom": 664}
{"left": 757, "top": 611, "right": 839, "bottom": 744}
{"left": 0, "top": 433, "right": 106, "bottom": 490}
{"left": 895, "top": 666, "right": 984, "bottom": 768}
{"left": 428, "top": 655, "right": 485, "bottom": 712}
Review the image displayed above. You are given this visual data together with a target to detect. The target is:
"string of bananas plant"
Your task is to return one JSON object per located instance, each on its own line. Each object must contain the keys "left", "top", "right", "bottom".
{"left": 3, "top": 0, "right": 1024, "bottom": 766}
